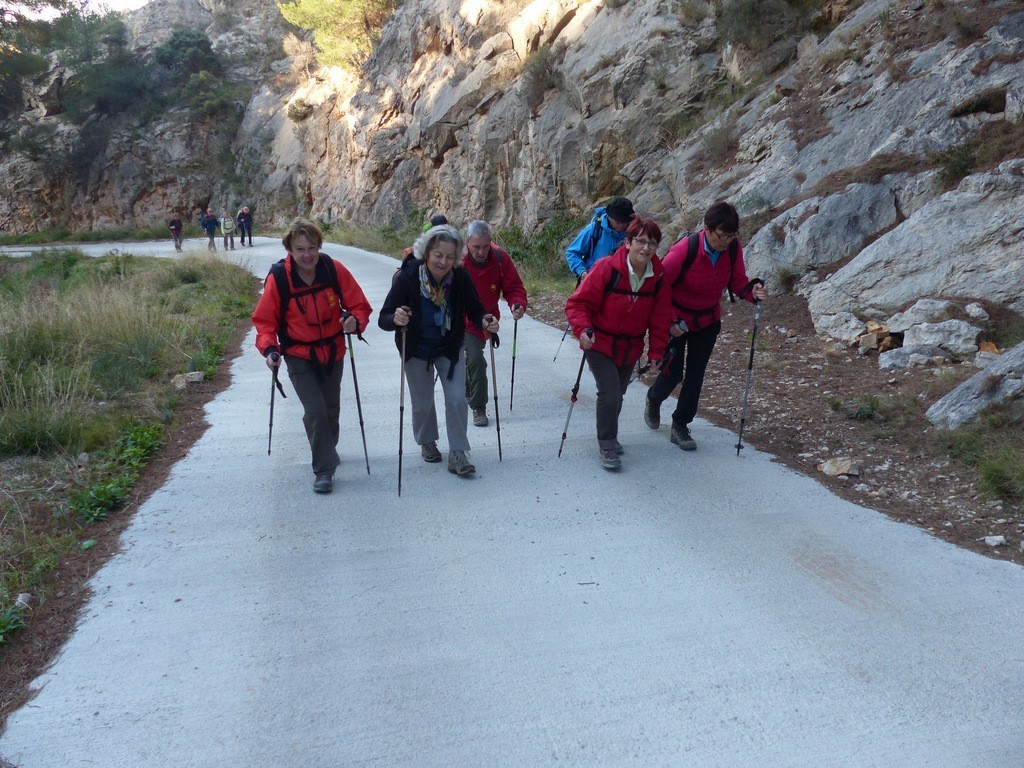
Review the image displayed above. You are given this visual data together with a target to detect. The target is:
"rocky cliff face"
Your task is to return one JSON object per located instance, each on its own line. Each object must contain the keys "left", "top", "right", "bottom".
{"left": 4, "top": 0, "right": 1024, "bottom": 344}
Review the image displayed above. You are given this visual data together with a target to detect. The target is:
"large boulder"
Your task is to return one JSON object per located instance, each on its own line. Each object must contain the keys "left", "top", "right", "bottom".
{"left": 926, "top": 342, "right": 1024, "bottom": 428}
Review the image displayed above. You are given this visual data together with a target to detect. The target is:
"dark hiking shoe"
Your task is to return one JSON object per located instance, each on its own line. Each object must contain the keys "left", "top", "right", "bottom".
{"left": 600, "top": 448, "right": 622, "bottom": 470}
{"left": 313, "top": 473, "right": 333, "bottom": 494}
{"left": 644, "top": 397, "right": 660, "bottom": 430}
{"left": 472, "top": 408, "right": 488, "bottom": 427}
{"left": 448, "top": 449, "right": 476, "bottom": 476}
{"left": 613, "top": 441, "right": 624, "bottom": 456}
{"left": 421, "top": 442, "right": 442, "bottom": 463}
{"left": 670, "top": 424, "right": 697, "bottom": 451}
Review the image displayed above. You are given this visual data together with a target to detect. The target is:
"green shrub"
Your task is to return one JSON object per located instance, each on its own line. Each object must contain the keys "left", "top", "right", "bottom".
{"left": 288, "top": 98, "right": 315, "bottom": 121}
{"left": 522, "top": 45, "right": 561, "bottom": 110}
{"left": 153, "top": 28, "right": 221, "bottom": 83}
{"left": 497, "top": 216, "right": 587, "bottom": 285}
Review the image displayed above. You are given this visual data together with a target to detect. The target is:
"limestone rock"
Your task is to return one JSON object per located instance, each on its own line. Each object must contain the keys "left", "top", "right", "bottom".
{"left": 814, "top": 312, "right": 864, "bottom": 345}
{"left": 172, "top": 371, "right": 207, "bottom": 390}
{"left": 885, "top": 299, "right": 954, "bottom": 334}
{"left": 926, "top": 341, "right": 1024, "bottom": 428}
{"left": 806, "top": 161, "right": 1024, "bottom": 324}
{"left": 878, "top": 346, "right": 948, "bottom": 370}
{"left": 817, "top": 457, "right": 861, "bottom": 477}
{"left": 965, "top": 303, "right": 990, "bottom": 322}
{"left": 902, "top": 320, "right": 981, "bottom": 357}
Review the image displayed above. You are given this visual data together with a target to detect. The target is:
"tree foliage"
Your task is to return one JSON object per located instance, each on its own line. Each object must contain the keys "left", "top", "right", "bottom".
{"left": 277, "top": 0, "right": 399, "bottom": 70}
{"left": 153, "top": 28, "right": 221, "bottom": 84}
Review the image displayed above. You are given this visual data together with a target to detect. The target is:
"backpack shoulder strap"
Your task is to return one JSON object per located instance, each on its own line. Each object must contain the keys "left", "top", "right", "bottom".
{"left": 671, "top": 232, "right": 701, "bottom": 289}
{"left": 589, "top": 217, "right": 603, "bottom": 255}
{"left": 269, "top": 259, "right": 290, "bottom": 309}
{"left": 603, "top": 269, "right": 621, "bottom": 297}
{"left": 321, "top": 254, "right": 343, "bottom": 303}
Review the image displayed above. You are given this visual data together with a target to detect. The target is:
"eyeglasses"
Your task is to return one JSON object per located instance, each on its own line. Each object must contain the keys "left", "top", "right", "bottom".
{"left": 632, "top": 238, "right": 659, "bottom": 250}
{"left": 713, "top": 230, "right": 738, "bottom": 243}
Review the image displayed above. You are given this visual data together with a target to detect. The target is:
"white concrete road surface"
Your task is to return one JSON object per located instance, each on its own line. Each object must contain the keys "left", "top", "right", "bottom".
{"left": 2, "top": 238, "right": 1023, "bottom": 767}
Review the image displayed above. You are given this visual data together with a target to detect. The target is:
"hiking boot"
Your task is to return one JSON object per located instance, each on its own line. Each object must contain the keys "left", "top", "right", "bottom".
{"left": 472, "top": 407, "right": 488, "bottom": 427}
{"left": 644, "top": 396, "right": 660, "bottom": 430}
{"left": 313, "top": 473, "right": 333, "bottom": 494}
{"left": 421, "top": 442, "right": 442, "bottom": 463}
{"left": 448, "top": 449, "right": 476, "bottom": 476}
{"left": 599, "top": 448, "right": 622, "bottom": 470}
{"left": 613, "top": 441, "right": 624, "bottom": 456}
{"left": 670, "top": 423, "right": 697, "bottom": 451}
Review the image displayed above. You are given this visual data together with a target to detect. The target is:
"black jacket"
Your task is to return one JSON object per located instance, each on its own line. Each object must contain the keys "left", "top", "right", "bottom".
{"left": 378, "top": 255, "right": 487, "bottom": 377}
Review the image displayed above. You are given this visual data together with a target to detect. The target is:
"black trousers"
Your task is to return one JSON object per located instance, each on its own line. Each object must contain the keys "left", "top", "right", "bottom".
{"left": 646, "top": 321, "right": 720, "bottom": 427}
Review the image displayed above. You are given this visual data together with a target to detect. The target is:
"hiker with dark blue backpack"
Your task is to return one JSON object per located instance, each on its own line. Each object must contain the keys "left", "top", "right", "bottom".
{"left": 565, "top": 196, "right": 635, "bottom": 280}
{"left": 643, "top": 201, "right": 766, "bottom": 451}
{"left": 252, "top": 218, "right": 373, "bottom": 495}
{"left": 554, "top": 197, "right": 636, "bottom": 362}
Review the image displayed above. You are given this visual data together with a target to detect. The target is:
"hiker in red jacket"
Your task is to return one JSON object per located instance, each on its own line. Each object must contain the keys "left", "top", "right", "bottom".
{"left": 462, "top": 220, "right": 527, "bottom": 427}
{"left": 252, "top": 218, "right": 373, "bottom": 494}
{"left": 565, "top": 217, "right": 671, "bottom": 470}
{"left": 644, "top": 201, "right": 766, "bottom": 451}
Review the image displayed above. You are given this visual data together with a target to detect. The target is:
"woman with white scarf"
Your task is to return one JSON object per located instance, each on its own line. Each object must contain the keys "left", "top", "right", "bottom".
{"left": 378, "top": 225, "right": 499, "bottom": 477}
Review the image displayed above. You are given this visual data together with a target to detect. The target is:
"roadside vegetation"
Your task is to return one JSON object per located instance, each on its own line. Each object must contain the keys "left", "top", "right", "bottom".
{"left": 0, "top": 224, "right": 201, "bottom": 246}
{"left": 0, "top": 248, "right": 255, "bottom": 645}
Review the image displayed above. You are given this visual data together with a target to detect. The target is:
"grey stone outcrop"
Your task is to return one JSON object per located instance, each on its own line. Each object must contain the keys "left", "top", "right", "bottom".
{"left": 926, "top": 342, "right": 1024, "bottom": 429}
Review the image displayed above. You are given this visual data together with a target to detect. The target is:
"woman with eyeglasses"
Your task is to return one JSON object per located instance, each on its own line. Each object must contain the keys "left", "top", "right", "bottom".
{"left": 643, "top": 200, "right": 766, "bottom": 451}
{"left": 565, "top": 217, "right": 671, "bottom": 470}
{"left": 378, "top": 225, "right": 499, "bottom": 477}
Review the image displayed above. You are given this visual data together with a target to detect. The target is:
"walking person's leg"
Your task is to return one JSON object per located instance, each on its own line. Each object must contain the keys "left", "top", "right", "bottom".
{"left": 404, "top": 358, "right": 440, "bottom": 449}
{"left": 436, "top": 356, "right": 471, "bottom": 452}
{"left": 585, "top": 350, "right": 626, "bottom": 453}
{"left": 464, "top": 333, "right": 488, "bottom": 423}
{"left": 669, "top": 322, "right": 720, "bottom": 448}
{"left": 647, "top": 334, "right": 687, "bottom": 409}
{"left": 285, "top": 356, "right": 343, "bottom": 480}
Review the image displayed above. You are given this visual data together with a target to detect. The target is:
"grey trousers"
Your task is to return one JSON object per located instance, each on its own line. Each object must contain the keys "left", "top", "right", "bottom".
{"left": 285, "top": 355, "right": 344, "bottom": 476}
{"left": 404, "top": 353, "right": 470, "bottom": 452}
{"left": 584, "top": 349, "right": 633, "bottom": 450}
{"left": 464, "top": 333, "right": 488, "bottom": 410}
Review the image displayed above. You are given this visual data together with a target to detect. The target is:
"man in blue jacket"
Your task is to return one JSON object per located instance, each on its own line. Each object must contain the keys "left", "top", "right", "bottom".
{"left": 564, "top": 196, "right": 635, "bottom": 281}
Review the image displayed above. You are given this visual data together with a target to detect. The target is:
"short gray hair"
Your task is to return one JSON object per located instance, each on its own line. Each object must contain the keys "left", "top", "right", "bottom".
{"left": 413, "top": 225, "right": 464, "bottom": 267}
{"left": 465, "top": 220, "right": 493, "bottom": 240}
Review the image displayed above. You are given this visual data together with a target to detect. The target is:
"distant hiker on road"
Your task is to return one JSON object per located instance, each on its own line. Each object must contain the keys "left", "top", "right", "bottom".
{"left": 168, "top": 212, "right": 183, "bottom": 252}
{"left": 564, "top": 196, "right": 635, "bottom": 281}
{"left": 237, "top": 206, "right": 254, "bottom": 246}
{"left": 219, "top": 209, "right": 236, "bottom": 250}
{"left": 565, "top": 217, "right": 670, "bottom": 470}
{"left": 378, "top": 225, "right": 499, "bottom": 477}
{"left": 252, "top": 218, "right": 373, "bottom": 494}
{"left": 200, "top": 208, "right": 218, "bottom": 251}
{"left": 462, "top": 220, "right": 527, "bottom": 427}
{"left": 644, "top": 200, "right": 766, "bottom": 451}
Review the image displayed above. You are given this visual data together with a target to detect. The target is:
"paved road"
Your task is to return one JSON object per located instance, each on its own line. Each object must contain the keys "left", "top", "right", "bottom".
{"left": 2, "top": 239, "right": 1023, "bottom": 767}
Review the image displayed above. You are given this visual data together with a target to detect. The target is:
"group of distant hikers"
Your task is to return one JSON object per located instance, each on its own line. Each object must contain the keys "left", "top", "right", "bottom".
{"left": 167, "top": 207, "right": 255, "bottom": 253}
{"left": 250, "top": 199, "right": 766, "bottom": 494}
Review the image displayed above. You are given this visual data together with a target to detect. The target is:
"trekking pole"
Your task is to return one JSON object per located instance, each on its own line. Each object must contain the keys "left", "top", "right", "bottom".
{"left": 553, "top": 276, "right": 583, "bottom": 362}
{"left": 488, "top": 331, "right": 502, "bottom": 462}
{"left": 398, "top": 327, "right": 407, "bottom": 496}
{"left": 346, "top": 333, "right": 370, "bottom": 475}
{"left": 267, "top": 352, "right": 286, "bottom": 456}
{"left": 553, "top": 322, "right": 572, "bottom": 362}
{"left": 736, "top": 299, "right": 763, "bottom": 457}
{"left": 509, "top": 312, "right": 519, "bottom": 411}
{"left": 557, "top": 330, "right": 591, "bottom": 458}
